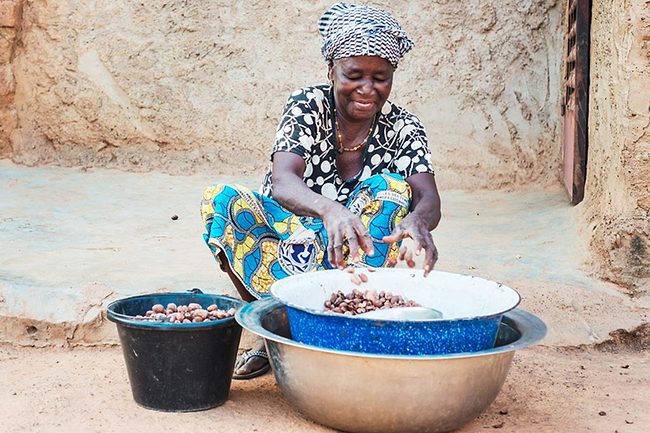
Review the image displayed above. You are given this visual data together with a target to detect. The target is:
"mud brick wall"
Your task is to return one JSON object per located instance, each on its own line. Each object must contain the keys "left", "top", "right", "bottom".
{"left": 0, "top": 0, "right": 21, "bottom": 156}
{"left": 584, "top": 0, "right": 650, "bottom": 293}
{"left": 2, "top": 0, "right": 563, "bottom": 189}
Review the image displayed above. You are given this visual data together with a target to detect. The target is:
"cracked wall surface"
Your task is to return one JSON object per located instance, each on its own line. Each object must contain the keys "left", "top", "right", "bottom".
{"left": 583, "top": 0, "right": 650, "bottom": 293}
{"left": 2, "top": 0, "right": 563, "bottom": 189}
{"left": 0, "top": 0, "right": 21, "bottom": 156}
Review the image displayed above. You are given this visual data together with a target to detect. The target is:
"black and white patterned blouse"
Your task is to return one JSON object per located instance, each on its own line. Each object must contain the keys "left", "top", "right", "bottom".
{"left": 260, "top": 84, "right": 433, "bottom": 204}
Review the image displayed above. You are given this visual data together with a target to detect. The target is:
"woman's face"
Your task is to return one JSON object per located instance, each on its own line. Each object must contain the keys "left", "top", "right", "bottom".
{"left": 329, "top": 56, "right": 394, "bottom": 122}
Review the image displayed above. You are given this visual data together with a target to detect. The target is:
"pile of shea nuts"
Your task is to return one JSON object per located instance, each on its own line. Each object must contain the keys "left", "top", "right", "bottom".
{"left": 324, "top": 289, "right": 419, "bottom": 316}
{"left": 135, "top": 303, "right": 236, "bottom": 323}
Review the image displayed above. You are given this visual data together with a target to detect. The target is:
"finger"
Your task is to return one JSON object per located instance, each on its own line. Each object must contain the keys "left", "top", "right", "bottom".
{"left": 334, "top": 247, "right": 344, "bottom": 269}
{"left": 409, "top": 231, "right": 430, "bottom": 271}
{"left": 327, "top": 230, "right": 341, "bottom": 268}
{"left": 414, "top": 237, "right": 427, "bottom": 257}
{"left": 423, "top": 247, "right": 433, "bottom": 276}
{"left": 405, "top": 249, "right": 416, "bottom": 268}
{"left": 382, "top": 226, "right": 404, "bottom": 244}
{"left": 327, "top": 234, "right": 336, "bottom": 267}
{"left": 332, "top": 232, "right": 345, "bottom": 269}
{"left": 354, "top": 225, "right": 375, "bottom": 257}
{"left": 399, "top": 245, "right": 408, "bottom": 261}
{"left": 423, "top": 240, "right": 438, "bottom": 277}
{"left": 346, "top": 227, "right": 362, "bottom": 263}
{"left": 431, "top": 244, "right": 439, "bottom": 269}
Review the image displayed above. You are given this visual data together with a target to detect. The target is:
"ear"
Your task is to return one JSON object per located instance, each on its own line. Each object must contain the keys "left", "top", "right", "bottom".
{"left": 327, "top": 62, "right": 334, "bottom": 84}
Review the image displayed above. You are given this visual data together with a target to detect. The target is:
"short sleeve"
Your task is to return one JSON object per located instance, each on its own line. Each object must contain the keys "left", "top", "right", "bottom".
{"left": 271, "top": 92, "right": 319, "bottom": 160}
{"left": 389, "top": 115, "right": 434, "bottom": 179}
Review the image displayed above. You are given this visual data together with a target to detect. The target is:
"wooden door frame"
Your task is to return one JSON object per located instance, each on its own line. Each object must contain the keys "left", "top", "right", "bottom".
{"left": 561, "top": 0, "right": 591, "bottom": 205}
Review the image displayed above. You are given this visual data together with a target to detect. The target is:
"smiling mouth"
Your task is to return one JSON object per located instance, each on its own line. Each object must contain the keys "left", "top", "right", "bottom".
{"left": 353, "top": 101, "right": 374, "bottom": 110}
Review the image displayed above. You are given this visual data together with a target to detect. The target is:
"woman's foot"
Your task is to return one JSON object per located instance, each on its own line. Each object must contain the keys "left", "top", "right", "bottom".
{"left": 233, "top": 338, "right": 270, "bottom": 380}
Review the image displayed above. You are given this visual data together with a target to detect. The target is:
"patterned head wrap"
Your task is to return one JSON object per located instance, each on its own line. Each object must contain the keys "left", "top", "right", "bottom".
{"left": 319, "top": 2, "right": 414, "bottom": 68}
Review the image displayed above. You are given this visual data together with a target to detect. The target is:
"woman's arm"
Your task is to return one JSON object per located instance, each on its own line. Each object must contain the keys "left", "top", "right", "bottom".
{"left": 271, "top": 152, "right": 374, "bottom": 268}
{"left": 406, "top": 173, "right": 441, "bottom": 231}
{"left": 382, "top": 172, "right": 441, "bottom": 275}
{"left": 270, "top": 152, "right": 330, "bottom": 218}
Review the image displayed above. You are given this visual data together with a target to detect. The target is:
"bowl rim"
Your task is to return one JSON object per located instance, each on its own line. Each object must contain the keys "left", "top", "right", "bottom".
{"left": 236, "top": 297, "right": 547, "bottom": 360}
{"left": 270, "top": 268, "right": 522, "bottom": 322}
{"left": 106, "top": 292, "right": 245, "bottom": 331}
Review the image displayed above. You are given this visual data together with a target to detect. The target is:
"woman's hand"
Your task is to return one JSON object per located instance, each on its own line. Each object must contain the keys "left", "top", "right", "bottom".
{"left": 270, "top": 153, "right": 373, "bottom": 268}
{"left": 322, "top": 202, "right": 375, "bottom": 269}
{"left": 382, "top": 212, "right": 438, "bottom": 276}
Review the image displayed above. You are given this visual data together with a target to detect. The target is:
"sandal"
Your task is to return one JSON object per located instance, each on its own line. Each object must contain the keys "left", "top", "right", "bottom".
{"left": 232, "top": 349, "right": 271, "bottom": 380}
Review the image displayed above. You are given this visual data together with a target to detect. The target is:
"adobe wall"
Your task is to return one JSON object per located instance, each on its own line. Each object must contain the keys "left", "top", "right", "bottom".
{"left": 0, "top": 0, "right": 21, "bottom": 155}
{"left": 1, "top": 0, "right": 563, "bottom": 189}
{"left": 583, "top": 0, "right": 650, "bottom": 293}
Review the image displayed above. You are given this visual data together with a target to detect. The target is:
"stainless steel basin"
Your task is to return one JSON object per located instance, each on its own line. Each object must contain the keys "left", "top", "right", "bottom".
{"left": 236, "top": 297, "right": 546, "bottom": 433}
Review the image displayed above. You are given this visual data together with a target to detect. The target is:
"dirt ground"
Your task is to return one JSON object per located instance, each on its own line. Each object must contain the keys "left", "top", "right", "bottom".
{"left": 1, "top": 341, "right": 648, "bottom": 433}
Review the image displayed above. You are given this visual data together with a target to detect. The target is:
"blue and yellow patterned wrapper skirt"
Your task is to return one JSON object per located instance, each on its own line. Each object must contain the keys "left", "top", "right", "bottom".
{"left": 200, "top": 173, "right": 411, "bottom": 299}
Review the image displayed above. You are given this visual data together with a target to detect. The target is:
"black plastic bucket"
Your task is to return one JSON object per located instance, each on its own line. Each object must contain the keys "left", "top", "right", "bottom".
{"left": 106, "top": 292, "right": 245, "bottom": 412}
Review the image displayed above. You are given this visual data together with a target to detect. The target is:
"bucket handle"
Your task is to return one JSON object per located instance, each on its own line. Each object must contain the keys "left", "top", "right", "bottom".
{"left": 187, "top": 288, "right": 204, "bottom": 294}
{"left": 188, "top": 288, "right": 242, "bottom": 303}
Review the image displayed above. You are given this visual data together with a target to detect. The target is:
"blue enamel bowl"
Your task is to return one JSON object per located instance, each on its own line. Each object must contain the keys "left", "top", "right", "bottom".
{"left": 270, "top": 269, "right": 521, "bottom": 355}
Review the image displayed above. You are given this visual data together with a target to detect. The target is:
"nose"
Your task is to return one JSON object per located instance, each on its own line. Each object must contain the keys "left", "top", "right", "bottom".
{"left": 356, "top": 78, "right": 374, "bottom": 96}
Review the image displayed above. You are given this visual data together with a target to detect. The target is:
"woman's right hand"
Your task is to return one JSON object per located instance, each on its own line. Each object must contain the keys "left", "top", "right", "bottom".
{"left": 270, "top": 153, "right": 373, "bottom": 267}
{"left": 321, "top": 203, "right": 375, "bottom": 269}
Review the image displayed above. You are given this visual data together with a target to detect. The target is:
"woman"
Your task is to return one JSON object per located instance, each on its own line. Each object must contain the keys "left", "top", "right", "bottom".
{"left": 201, "top": 2, "right": 441, "bottom": 379}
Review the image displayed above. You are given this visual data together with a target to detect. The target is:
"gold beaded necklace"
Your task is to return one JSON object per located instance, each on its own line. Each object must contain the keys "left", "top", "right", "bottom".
{"left": 334, "top": 107, "right": 374, "bottom": 153}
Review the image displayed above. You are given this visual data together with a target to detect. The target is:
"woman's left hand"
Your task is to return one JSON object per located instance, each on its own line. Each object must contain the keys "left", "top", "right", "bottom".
{"left": 382, "top": 212, "right": 438, "bottom": 276}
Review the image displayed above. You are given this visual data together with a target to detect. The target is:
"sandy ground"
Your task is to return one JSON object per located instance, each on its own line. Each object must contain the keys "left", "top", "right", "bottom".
{"left": 1, "top": 342, "right": 648, "bottom": 433}
{"left": 1, "top": 162, "right": 649, "bottom": 432}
